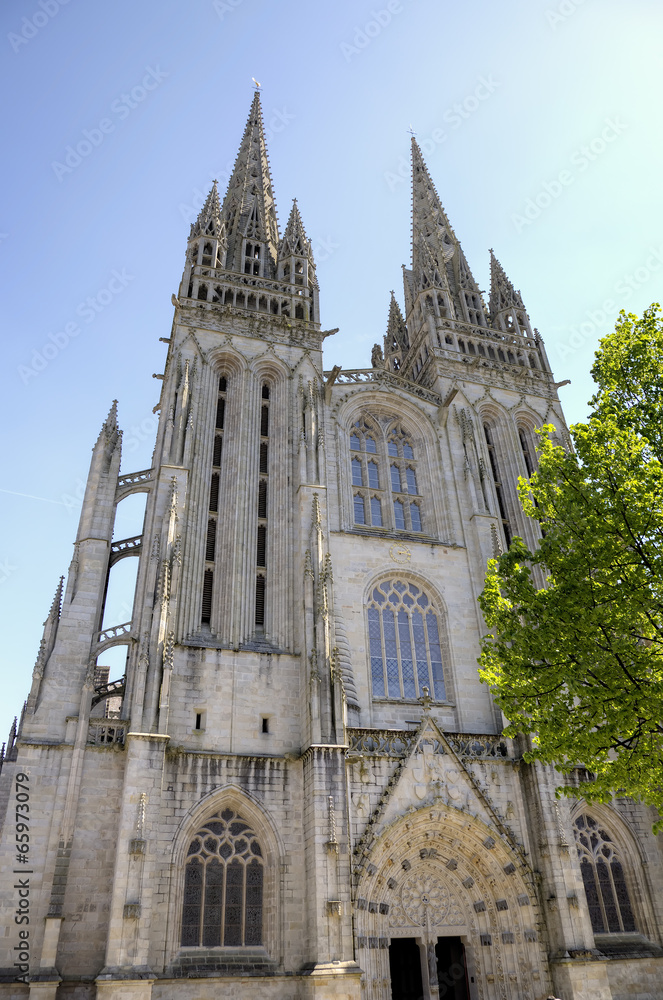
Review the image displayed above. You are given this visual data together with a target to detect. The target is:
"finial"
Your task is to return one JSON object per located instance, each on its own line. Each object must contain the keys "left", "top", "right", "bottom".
{"left": 418, "top": 686, "right": 433, "bottom": 714}
{"left": 252, "top": 77, "right": 261, "bottom": 90}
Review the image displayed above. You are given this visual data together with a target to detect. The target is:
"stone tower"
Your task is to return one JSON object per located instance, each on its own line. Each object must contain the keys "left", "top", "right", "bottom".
{"left": 1, "top": 93, "right": 662, "bottom": 1000}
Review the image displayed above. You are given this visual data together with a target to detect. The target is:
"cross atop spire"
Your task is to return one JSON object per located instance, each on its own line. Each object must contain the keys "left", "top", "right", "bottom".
{"left": 220, "top": 91, "right": 280, "bottom": 276}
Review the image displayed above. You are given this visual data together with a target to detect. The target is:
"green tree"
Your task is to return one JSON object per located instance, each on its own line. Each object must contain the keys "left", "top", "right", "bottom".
{"left": 478, "top": 305, "right": 663, "bottom": 821}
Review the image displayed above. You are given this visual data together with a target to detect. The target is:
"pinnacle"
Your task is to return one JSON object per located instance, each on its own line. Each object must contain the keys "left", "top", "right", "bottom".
{"left": 105, "top": 400, "right": 118, "bottom": 429}
{"left": 47, "top": 576, "right": 64, "bottom": 622}
{"left": 386, "top": 290, "right": 408, "bottom": 350}
{"left": 191, "top": 179, "right": 223, "bottom": 239}
{"left": 280, "top": 198, "right": 312, "bottom": 258}
{"left": 489, "top": 248, "right": 525, "bottom": 317}
{"left": 94, "top": 400, "right": 121, "bottom": 450}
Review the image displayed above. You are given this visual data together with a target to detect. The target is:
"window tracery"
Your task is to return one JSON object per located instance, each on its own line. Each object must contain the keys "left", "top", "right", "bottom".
{"left": 368, "top": 579, "right": 446, "bottom": 702}
{"left": 573, "top": 814, "right": 636, "bottom": 934}
{"left": 350, "top": 417, "right": 424, "bottom": 533}
{"left": 181, "top": 809, "right": 264, "bottom": 948}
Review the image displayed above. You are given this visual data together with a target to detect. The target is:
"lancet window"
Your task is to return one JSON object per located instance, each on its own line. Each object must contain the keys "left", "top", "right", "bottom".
{"left": 255, "top": 384, "right": 270, "bottom": 628}
{"left": 350, "top": 417, "right": 424, "bottom": 533}
{"left": 483, "top": 423, "right": 512, "bottom": 547}
{"left": 244, "top": 241, "right": 261, "bottom": 276}
{"left": 574, "top": 814, "right": 636, "bottom": 935}
{"left": 368, "top": 579, "right": 446, "bottom": 701}
{"left": 518, "top": 427, "right": 536, "bottom": 477}
{"left": 181, "top": 809, "right": 264, "bottom": 948}
{"left": 201, "top": 375, "right": 227, "bottom": 625}
{"left": 388, "top": 424, "right": 422, "bottom": 532}
{"left": 350, "top": 417, "right": 383, "bottom": 528}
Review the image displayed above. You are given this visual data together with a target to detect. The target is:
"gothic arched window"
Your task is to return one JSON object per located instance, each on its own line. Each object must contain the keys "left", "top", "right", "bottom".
{"left": 350, "top": 417, "right": 383, "bottom": 528}
{"left": 574, "top": 814, "right": 636, "bottom": 934}
{"left": 368, "top": 579, "right": 446, "bottom": 701}
{"left": 483, "top": 423, "right": 512, "bottom": 547}
{"left": 387, "top": 424, "right": 422, "bottom": 532}
{"left": 517, "top": 426, "right": 536, "bottom": 478}
{"left": 181, "top": 809, "right": 264, "bottom": 948}
{"left": 350, "top": 417, "right": 424, "bottom": 533}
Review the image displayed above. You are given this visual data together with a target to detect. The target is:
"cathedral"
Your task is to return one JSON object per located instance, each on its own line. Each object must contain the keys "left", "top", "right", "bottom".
{"left": 1, "top": 91, "right": 662, "bottom": 1000}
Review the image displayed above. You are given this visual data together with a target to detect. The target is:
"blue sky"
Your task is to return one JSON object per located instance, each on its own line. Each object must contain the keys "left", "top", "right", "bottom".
{"left": 1, "top": 0, "right": 662, "bottom": 744}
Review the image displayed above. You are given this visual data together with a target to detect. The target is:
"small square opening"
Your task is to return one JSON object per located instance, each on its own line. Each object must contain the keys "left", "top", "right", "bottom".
{"left": 261, "top": 717, "right": 270, "bottom": 734}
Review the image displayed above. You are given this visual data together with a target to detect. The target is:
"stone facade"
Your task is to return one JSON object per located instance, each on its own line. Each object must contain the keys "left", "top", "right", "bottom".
{"left": 1, "top": 92, "right": 662, "bottom": 1000}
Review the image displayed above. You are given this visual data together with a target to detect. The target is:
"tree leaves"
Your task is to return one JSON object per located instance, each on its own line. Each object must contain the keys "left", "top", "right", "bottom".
{"left": 478, "top": 306, "right": 663, "bottom": 827}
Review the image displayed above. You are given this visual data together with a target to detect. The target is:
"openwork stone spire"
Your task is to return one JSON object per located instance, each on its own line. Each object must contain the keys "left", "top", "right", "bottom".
{"left": 220, "top": 91, "right": 280, "bottom": 275}
{"left": 385, "top": 291, "right": 408, "bottom": 352}
{"left": 489, "top": 248, "right": 525, "bottom": 316}
{"left": 488, "top": 248, "right": 532, "bottom": 335}
{"left": 410, "top": 138, "right": 482, "bottom": 305}
{"left": 279, "top": 199, "right": 312, "bottom": 259}
{"left": 190, "top": 179, "right": 224, "bottom": 239}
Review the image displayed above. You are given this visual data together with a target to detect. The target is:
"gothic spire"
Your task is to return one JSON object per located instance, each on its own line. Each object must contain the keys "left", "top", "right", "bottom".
{"left": 220, "top": 91, "right": 280, "bottom": 276}
{"left": 489, "top": 248, "right": 525, "bottom": 315}
{"left": 27, "top": 576, "right": 64, "bottom": 710}
{"left": 410, "top": 138, "right": 482, "bottom": 304}
{"left": 385, "top": 291, "right": 408, "bottom": 352}
{"left": 279, "top": 199, "right": 312, "bottom": 259}
{"left": 190, "top": 179, "right": 224, "bottom": 239}
{"left": 95, "top": 399, "right": 120, "bottom": 449}
{"left": 411, "top": 137, "right": 459, "bottom": 262}
{"left": 46, "top": 575, "right": 64, "bottom": 623}
{"left": 488, "top": 249, "right": 531, "bottom": 334}
{"left": 383, "top": 290, "right": 409, "bottom": 372}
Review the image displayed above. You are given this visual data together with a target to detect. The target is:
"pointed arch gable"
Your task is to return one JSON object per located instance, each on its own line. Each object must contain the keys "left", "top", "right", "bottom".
{"left": 250, "top": 352, "right": 291, "bottom": 384}
{"left": 207, "top": 345, "right": 249, "bottom": 379}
